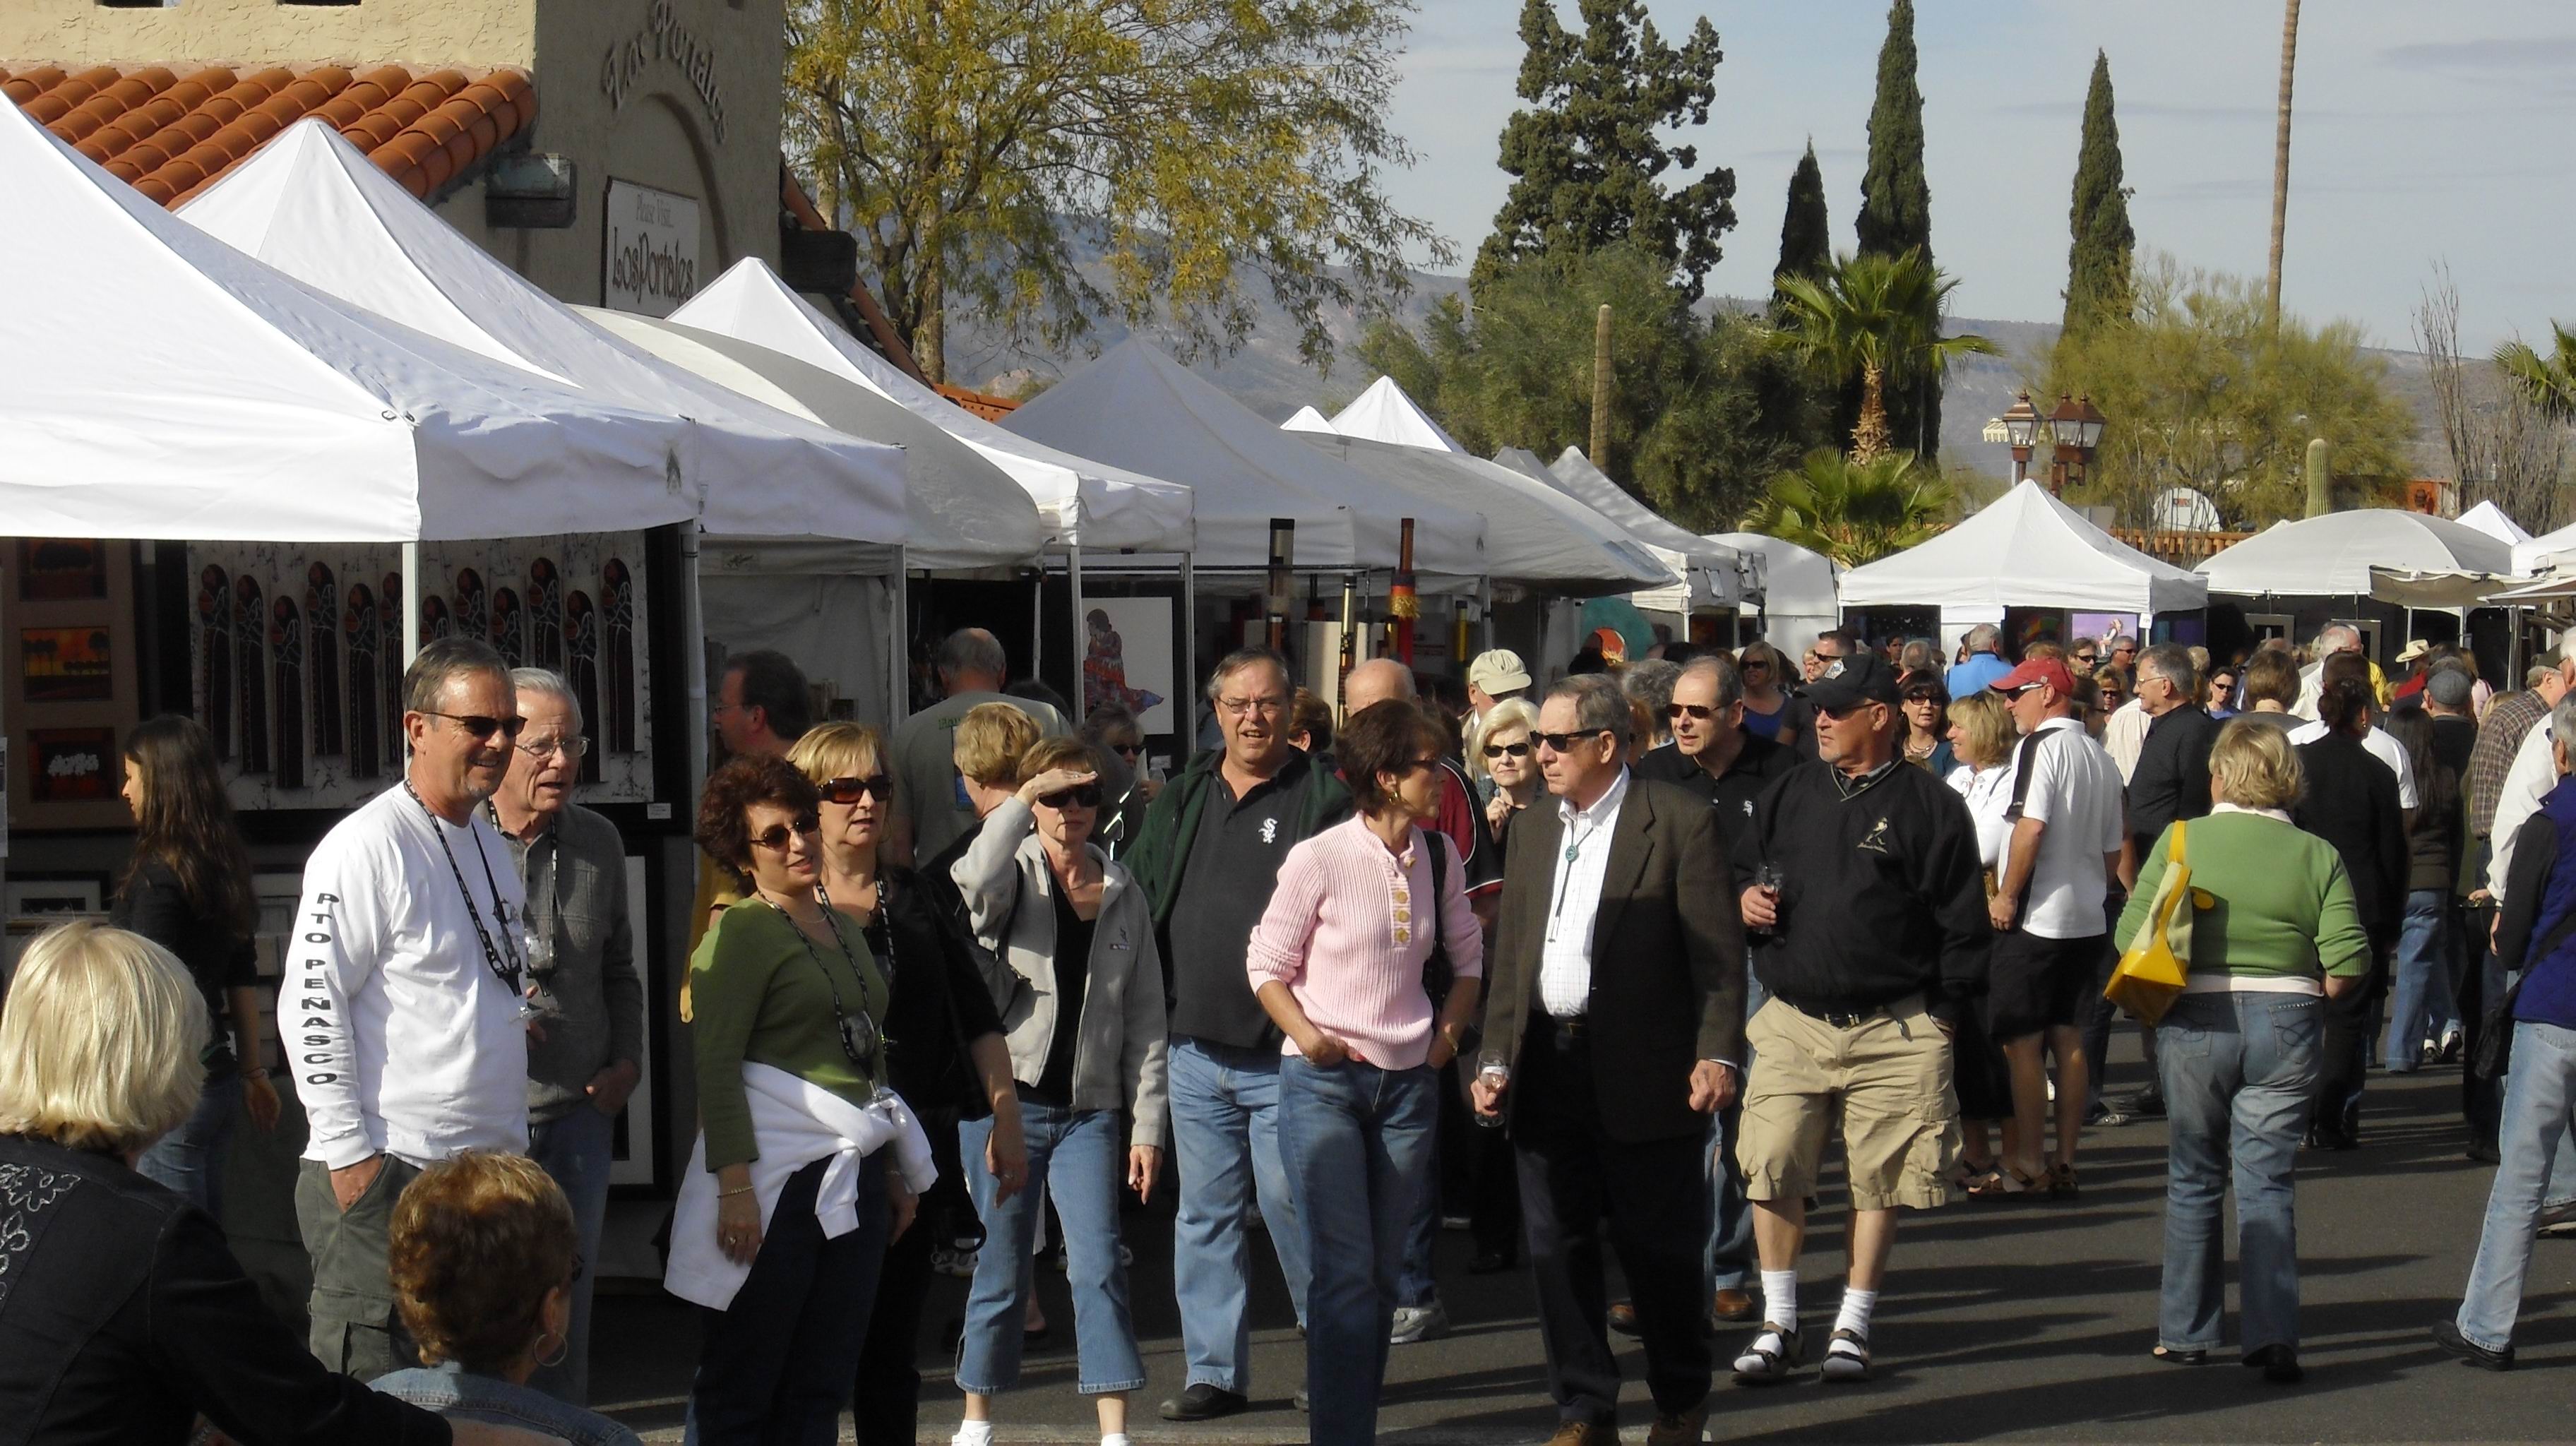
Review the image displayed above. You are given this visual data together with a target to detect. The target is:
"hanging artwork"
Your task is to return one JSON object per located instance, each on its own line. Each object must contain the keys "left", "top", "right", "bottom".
{"left": 6, "top": 543, "right": 140, "bottom": 832}
{"left": 18, "top": 539, "right": 107, "bottom": 601}
{"left": 188, "top": 535, "right": 655, "bottom": 810}
{"left": 26, "top": 727, "right": 114, "bottom": 803}
{"left": 20, "top": 628, "right": 113, "bottom": 703}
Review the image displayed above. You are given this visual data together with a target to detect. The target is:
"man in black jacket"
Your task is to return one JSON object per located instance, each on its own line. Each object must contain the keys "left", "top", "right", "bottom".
{"left": 1729, "top": 652, "right": 1989, "bottom": 1385}
{"left": 2294, "top": 674, "right": 2411, "bottom": 1148}
{"left": 2097, "top": 643, "right": 2219, "bottom": 1123}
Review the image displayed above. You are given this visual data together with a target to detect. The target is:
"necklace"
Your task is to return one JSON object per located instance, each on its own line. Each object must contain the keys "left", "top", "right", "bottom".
{"left": 765, "top": 883, "right": 883, "bottom": 1075}
{"left": 489, "top": 801, "right": 561, "bottom": 991}
{"left": 405, "top": 779, "right": 524, "bottom": 998}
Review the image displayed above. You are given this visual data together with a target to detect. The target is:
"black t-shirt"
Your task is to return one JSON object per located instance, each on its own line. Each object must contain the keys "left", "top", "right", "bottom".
{"left": 1166, "top": 750, "right": 1335, "bottom": 1048}
{"left": 2431, "top": 713, "right": 2479, "bottom": 779}
{"left": 1633, "top": 731, "right": 1811, "bottom": 857}
{"left": 864, "top": 865, "right": 1008, "bottom": 1115}
{"left": 1030, "top": 883, "right": 1095, "bottom": 1106}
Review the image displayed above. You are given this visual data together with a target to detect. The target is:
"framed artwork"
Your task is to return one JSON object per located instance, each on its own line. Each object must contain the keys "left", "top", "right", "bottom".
{"left": 25, "top": 727, "right": 115, "bottom": 804}
{"left": 20, "top": 626, "right": 112, "bottom": 703}
{"left": 1087, "top": 597, "right": 1178, "bottom": 735}
{"left": 4, "top": 873, "right": 107, "bottom": 917}
{"left": 16, "top": 539, "right": 107, "bottom": 602}
{"left": 610, "top": 854, "right": 659, "bottom": 1187}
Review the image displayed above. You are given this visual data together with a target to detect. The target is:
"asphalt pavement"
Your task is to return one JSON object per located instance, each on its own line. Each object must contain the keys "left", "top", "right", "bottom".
{"left": 597, "top": 1041, "right": 2576, "bottom": 1442}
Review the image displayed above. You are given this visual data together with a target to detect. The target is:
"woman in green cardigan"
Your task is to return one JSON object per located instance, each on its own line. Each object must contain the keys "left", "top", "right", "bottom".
{"left": 686, "top": 753, "right": 919, "bottom": 1444}
{"left": 2116, "top": 719, "right": 2370, "bottom": 1385}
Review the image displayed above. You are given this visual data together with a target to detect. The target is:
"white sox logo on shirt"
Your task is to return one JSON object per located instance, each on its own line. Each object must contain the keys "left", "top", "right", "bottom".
{"left": 1261, "top": 817, "right": 1280, "bottom": 844}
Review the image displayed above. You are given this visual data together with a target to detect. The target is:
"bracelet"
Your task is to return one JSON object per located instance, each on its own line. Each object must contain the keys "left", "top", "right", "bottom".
{"left": 718, "top": 1183, "right": 754, "bottom": 1198}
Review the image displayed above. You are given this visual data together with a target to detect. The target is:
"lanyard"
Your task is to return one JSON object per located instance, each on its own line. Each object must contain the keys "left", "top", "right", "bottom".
{"left": 772, "top": 883, "right": 883, "bottom": 1075}
{"left": 489, "top": 801, "right": 562, "bottom": 986}
{"left": 405, "top": 780, "right": 523, "bottom": 997}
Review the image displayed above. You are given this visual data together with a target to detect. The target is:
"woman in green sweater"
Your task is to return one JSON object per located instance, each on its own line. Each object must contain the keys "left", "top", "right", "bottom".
{"left": 686, "top": 753, "right": 918, "bottom": 1443}
{"left": 2116, "top": 719, "right": 2370, "bottom": 1385}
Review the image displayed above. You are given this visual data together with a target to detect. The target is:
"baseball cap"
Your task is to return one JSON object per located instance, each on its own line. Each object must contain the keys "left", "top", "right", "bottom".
{"left": 1806, "top": 652, "right": 1902, "bottom": 712}
{"left": 1591, "top": 626, "right": 1630, "bottom": 665}
{"left": 1991, "top": 657, "right": 2077, "bottom": 697}
{"left": 1467, "top": 648, "right": 1532, "bottom": 695}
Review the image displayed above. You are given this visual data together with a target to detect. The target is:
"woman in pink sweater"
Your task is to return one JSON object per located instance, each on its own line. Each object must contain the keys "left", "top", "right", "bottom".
{"left": 1247, "top": 699, "right": 1484, "bottom": 1445}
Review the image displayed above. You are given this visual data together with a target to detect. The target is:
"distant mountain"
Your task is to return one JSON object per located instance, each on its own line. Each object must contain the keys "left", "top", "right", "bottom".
{"left": 946, "top": 265, "right": 2443, "bottom": 484}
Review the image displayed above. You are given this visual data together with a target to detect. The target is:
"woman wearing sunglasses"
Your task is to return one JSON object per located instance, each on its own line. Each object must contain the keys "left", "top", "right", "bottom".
{"left": 1737, "top": 640, "right": 1793, "bottom": 741}
{"left": 675, "top": 754, "right": 935, "bottom": 1445}
{"left": 948, "top": 736, "right": 1169, "bottom": 1446}
{"left": 1078, "top": 702, "right": 1162, "bottom": 859}
{"left": 784, "top": 722, "right": 1029, "bottom": 1446}
{"left": 1469, "top": 696, "right": 1543, "bottom": 838}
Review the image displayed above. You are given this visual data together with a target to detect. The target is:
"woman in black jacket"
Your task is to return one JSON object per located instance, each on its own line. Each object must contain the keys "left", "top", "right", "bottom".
{"left": 785, "top": 722, "right": 1027, "bottom": 1446}
{"left": 2384, "top": 707, "right": 2465, "bottom": 1072}
{"left": 0, "top": 920, "right": 536, "bottom": 1446}
{"left": 2293, "top": 676, "right": 2411, "bottom": 1147}
{"left": 112, "top": 714, "right": 278, "bottom": 1217}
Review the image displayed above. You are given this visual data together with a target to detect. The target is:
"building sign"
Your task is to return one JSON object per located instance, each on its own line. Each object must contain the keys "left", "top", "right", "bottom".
{"left": 601, "top": 0, "right": 728, "bottom": 143}
{"left": 604, "top": 179, "right": 700, "bottom": 317}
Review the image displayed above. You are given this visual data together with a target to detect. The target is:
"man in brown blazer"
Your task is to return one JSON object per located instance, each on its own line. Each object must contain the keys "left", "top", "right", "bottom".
{"left": 1473, "top": 674, "right": 1748, "bottom": 1446}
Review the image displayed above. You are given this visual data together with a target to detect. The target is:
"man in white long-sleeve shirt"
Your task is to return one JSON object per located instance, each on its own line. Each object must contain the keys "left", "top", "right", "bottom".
{"left": 292, "top": 637, "right": 530, "bottom": 1380}
{"left": 2489, "top": 638, "right": 2576, "bottom": 904}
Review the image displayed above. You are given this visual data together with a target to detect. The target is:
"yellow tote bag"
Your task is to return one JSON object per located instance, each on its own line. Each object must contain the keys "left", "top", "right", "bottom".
{"left": 2106, "top": 819, "right": 2200, "bottom": 1025}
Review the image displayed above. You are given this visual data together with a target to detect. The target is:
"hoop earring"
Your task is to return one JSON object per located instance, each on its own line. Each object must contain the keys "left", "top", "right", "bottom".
{"left": 534, "top": 1329, "right": 569, "bottom": 1370}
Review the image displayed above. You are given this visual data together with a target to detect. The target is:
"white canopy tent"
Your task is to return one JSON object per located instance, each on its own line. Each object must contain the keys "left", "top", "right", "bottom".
{"left": 1289, "top": 433, "right": 1674, "bottom": 594}
{"left": 2458, "top": 499, "right": 2533, "bottom": 549}
{"left": 671, "top": 259, "right": 1194, "bottom": 554}
{"left": 1544, "top": 447, "right": 1742, "bottom": 612}
{"left": 177, "top": 119, "right": 907, "bottom": 545}
{"left": 1281, "top": 405, "right": 1337, "bottom": 435}
{"left": 1004, "top": 339, "right": 1485, "bottom": 575}
{"left": 2514, "top": 518, "right": 2576, "bottom": 576}
{"left": 0, "top": 95, "right": 698, "bottom": 546}
{"left": 1839, "top": 480, "right": 2208, "bottom": 620}
{"left": 1328, "top": 375, "right": 1466, "bottom": 453}
{"left": 1709, "top": 531, "right": 1839, "bottom": 657}
{"left": 2196, "top": 509, "right": 2513, "bottom": 600}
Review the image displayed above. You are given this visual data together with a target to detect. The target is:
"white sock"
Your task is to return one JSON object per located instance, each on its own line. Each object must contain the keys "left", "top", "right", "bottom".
{"left": 1835, "top": 1287, "right": 1879, "bottom": 1344}
{"left": 1102, "top": 1434, "right": 1132, "bottom": 1446}
{"left": 1760, "top": 1269, "right": 1799, "bottom": 1327}
{"left": 951, "top": 1421, "right": 994, "bottom": 1446}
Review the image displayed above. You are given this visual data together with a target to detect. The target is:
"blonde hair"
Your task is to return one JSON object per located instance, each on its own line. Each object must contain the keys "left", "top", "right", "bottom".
{"left": 2210, "top": 717, "right": 2304, "bottom": 809}
{"left": 953, "top": 702, "right": 1042, "bottom": 787}
{"left": 785, "top": 719, "right": 885, "bottom": 784}
{"left": 0, "top": 921, "right": 208, "bottom": 1154}
{"left": 1948, "top": 690, "right": 2016, "bottom": 770}
{"left": 1467, "top": 697, "right": 1539, "bottom": 782}
{"left": 1017, "top": 735, "right": 1100, "bottom": 787}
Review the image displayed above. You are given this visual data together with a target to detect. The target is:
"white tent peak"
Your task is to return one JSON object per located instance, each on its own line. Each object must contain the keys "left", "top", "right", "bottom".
{"left": 1328, "top": 375, "right": 1464, "bottom": 453}
{"left": 1542, "top": 447, "right": 1739, "bottom": 609}
{"left": 1838, "top": 479, "right": 2207, "bottom": 619}
{"left": 2199, "top": 508, "right": 2513, "bottom": 597}
{"left": 2457, "top": 498, "right": 2532, "bottom": 546}
{"left": 672, "top": 257, "right": 1194, "bottom": 552}
{"left": 1280, "top": 405, "right": 1339, "bottom": 435}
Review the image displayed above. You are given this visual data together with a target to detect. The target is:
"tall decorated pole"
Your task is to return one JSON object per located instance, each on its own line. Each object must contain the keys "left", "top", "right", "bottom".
{"left": 1265, "top": 518, "right": 1296, "bottom": 652}
{"left": 1391, "top": 518, "right": 1419, "bottom": 664}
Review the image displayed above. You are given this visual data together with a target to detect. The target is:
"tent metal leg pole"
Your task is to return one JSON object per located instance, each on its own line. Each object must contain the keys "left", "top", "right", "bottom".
{"left": 400, "top": 541, "right": 423, "bottom": 666}
{"left": 1179, "top": 553, "right": 1198, "bottom": 754}
{"left": 1068, "top": 544, "right": 1086, "bottom": 726}
{"left": 1032, "top": 561, "right": 1046, "bottom": 683}
{"left": 681, "top": 522, "right": 708, "bottom": 801}
{"left": 890, "top": 545, "right": 911, "bottom": 729}
{"left": 1480, "top": 576, "right": 1494, "bottom": 654}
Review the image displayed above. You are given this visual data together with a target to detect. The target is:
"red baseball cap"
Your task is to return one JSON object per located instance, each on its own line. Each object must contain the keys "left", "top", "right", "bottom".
{"left": 1991, "top": 657, "right": 2077, "bottom": 696}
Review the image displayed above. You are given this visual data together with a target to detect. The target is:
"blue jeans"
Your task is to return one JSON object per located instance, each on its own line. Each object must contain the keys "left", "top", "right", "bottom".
{"left": 1277, "top": 1058, "right": 1438, "bottom": 1446}
{"left": 2155, "top": 991, "right": 2321, "bottom": 1355}
{"left": 527, "top": 1104, "right": 616, "bottom": 1406}
{"left": 2457, "top": 1020, "right": 2576, "bottom": 1351}
{"left": 2385, "top": 889, "right": 2462, "bottom": 1071}
{"left": 1168, "top": 1036, "right": 1310, "bottom": 1393}
{"left": 136, "top": 1072, "right": 242, "bottom": 1221}
{"left": 956, "top": 1104, "right": 1145, "bottom": 1395}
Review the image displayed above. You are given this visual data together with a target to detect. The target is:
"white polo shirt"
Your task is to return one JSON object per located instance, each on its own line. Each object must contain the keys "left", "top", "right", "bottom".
{"left": 2000, "top": 717, "right": 2125, "bottom": 940}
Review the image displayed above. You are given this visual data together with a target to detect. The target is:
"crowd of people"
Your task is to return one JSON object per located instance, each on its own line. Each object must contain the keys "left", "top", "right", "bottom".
{"left": 6, "top": 610, "right": 2576, "bottom": 1445}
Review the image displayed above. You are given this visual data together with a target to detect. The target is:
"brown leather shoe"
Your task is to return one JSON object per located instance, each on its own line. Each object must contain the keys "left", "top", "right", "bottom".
{"left": 1712, "top": 1287, "right": 1757, "bottom": 1323}
{"left": 1546, "top": 1422, "right": 1618, "bottom": 1446}
{"left": 1645, "top": 1406, "right": 1710, "bottom": 1446}
{"left": 1608, "top": 1300, "right": 1642, "bottom": 1337}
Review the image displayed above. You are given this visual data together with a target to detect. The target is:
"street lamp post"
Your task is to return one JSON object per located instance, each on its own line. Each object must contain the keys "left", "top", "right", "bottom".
{"left": 2047, "top": 393, "right": 2107, "bottom": 494}
{"left": 2000, "top": 391, "right": 2041, "bottom": 486}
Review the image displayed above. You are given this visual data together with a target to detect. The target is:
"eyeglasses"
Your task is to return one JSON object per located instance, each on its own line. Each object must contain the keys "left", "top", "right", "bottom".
{"left": 750, "top": 816, "right": 822, "bottom": 852}
{"left": 2005, "top": 683, "right": 2046, "bottom": 697}
{"left": 1391, "top": 755, "right": 1441, "bottom": 778}
{"left": 1216, "top": 695, "right": 1288, "bottom": 717}
{"left": 1533, "top": 728, "right": 1613, "bottom": 753}
{"left": 1667, "top": 703, "right": 1719, "bottom": 721}
{"left": 419, "top": 710, "right": 526, "bottom": 741}
{"left": 1109, "top": 741, "right": 1145, "bottom": 758}
{"left": 821, "top": 775, "right": 893, "bottom": 805}
{"left": 2073, "top": 652, "right": 2099, "bottom": 665}
{"left": 1035, "top": 783, "right": 1104, "bottom": 810}
{"left": 1742, "top": 660, "right": 1771, "bottom": 673}
{"left": 1481, "top": 739, "right": 1531, "bottom": 760}
{"left": 515, "top": 734, "right": 590, "bottom": 760}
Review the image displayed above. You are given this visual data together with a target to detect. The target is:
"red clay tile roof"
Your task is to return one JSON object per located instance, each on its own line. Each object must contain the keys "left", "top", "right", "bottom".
{"left": 936, "top": 383, "right": 1020, "bottom": 420}
{"left": 2, "top": 62, "right": 535, "bottom": 206}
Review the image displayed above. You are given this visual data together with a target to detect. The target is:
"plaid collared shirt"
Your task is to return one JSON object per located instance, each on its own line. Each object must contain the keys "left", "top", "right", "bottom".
{"left": 2470, "top": 688, "right": 2547, "bottom": 839}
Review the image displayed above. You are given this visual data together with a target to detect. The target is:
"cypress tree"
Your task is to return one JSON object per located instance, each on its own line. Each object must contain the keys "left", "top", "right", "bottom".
{"left": 1853, "top": 0, "right": 1941, "bottom": 459}
{"left": 2063, "top": 50, "right": 2136, "bottom": 334}
{"left": 1772, "top": 141, "right": 1831, "bottom": 309}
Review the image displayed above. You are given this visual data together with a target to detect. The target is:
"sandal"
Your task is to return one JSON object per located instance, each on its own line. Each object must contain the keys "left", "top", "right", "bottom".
{"left": 2048, "top": 1161, "right": 2080, "bottom": 1200}
{"left": 1820, "top": 1327, "right": 1871, "bottom": 1382}
{"left": 1731, "top": 1322, "right": 1803, "bottom": 1385}
{"left": 1967, "top": 1167, "right": 2042, "bottom": 1200}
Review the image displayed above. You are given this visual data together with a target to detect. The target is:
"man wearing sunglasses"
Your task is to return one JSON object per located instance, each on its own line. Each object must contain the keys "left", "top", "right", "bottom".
{"left": 888, "top": 629, "right": 1069, "bottom": 866}
{"left": 1782, "top": 631, "right": 1856, "bottom": 761}
{"left": 1126, "top": 647, "right": 1353, "bottom": 1423}
{"left": 290, "top": 637, "right": 534, "bottom": 1381}
{"left": 488, "top": 667, "right": 641, "bottom": 1405}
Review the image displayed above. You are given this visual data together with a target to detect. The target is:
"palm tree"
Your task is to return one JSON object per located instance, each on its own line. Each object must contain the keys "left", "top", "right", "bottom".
{"left": 1772, "top": 249, "right": 1998, "bottom": 462}
{"left": 2496, "top": 323, "right": 2576, "bottom": 422}
{"left": 1743, "top": 448, "right": 1955, "bottom": 567}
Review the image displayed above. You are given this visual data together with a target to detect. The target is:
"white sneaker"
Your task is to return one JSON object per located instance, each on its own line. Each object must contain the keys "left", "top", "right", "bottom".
{"left": 1389, "top": 1301, "right": 1450, "bottom": 1344}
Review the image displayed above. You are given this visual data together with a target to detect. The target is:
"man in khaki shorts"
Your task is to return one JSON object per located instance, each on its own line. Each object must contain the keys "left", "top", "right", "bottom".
{"left": 1730, "top": 651, "right": 1990, "bottom": 1384}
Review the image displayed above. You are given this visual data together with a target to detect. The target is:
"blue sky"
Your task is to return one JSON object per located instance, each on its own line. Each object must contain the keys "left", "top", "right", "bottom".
{"left": 1384, "top": 1, "right": 2575, "bottom": 352}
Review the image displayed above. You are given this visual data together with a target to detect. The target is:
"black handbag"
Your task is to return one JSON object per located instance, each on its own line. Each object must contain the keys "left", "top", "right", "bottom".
{"left": 2472, "top": 907, "right": 2576, "bottom": 1084}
